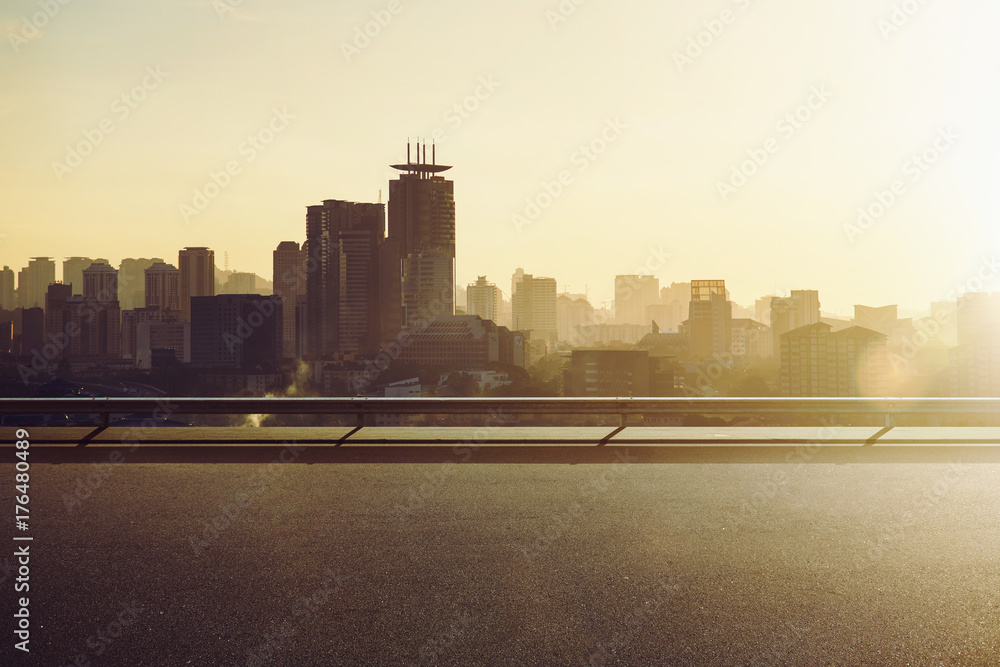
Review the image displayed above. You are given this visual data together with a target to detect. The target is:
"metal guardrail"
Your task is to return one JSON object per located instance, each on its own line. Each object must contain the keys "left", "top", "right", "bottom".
{"left": 1, "top": 397, "right": 1000, "bottom": 425}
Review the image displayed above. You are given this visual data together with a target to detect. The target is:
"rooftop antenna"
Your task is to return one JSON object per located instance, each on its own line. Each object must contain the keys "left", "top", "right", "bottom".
{"left": 432, "top": 140, "right": 436, "bottom": 166}
{"left": 378, "top": 189, "right": 382, "bottom": 204}
{"left": 407, "top": 139, "right": 411, "bottom": 165}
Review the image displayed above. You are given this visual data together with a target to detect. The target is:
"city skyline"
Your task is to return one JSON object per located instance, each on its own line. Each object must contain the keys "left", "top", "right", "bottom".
{"left": 2, "top": 1, "right": 999, "bottom": 314}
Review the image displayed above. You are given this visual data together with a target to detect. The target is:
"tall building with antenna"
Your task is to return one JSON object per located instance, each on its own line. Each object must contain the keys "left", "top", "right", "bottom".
{"left": 381, "top": 140, "right": 456, "bottom": 339}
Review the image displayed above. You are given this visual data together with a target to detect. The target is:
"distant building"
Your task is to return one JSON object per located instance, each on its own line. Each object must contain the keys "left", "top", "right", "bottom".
{"left": 0, "top": 266, "right": 15, "bottom": 310}
{"left": 118, "top": 258, "right": 162, "bottom": 310}
{"left": 467, "top": 276, "right": 499, "bottom": 323}
{"left": 179, "top": 247, "right": 215, "bottom": 321}
{"left": 771, "top": 290, "right": 820, "bottom": 353}
{"left": 950, "top": 292, "right": 1000, "bottom": 396}
{"left": 511, "top": 270, "right": 557, "bottom": 346}
{"left": 731, "top": 318, "right": 772, "bottom": 359}
{"left": 17, "top": 257, "right": 55, "bottom": 310}
{"left": 305, "top": 199, "right": 384, "bottom": 357}
{"left": 63, "top": 257, "right": 108, "bottom": 296}
{"left": 556, "top": 293, "right": 594, "bottom": 343}
{"left": 383, "top": 143, "right": 456, "bottom": 338}
{"left": 82, "top": 262, "right": 118, "bottom": 302}
{"left": 273, "top": 241, "right": 306, "bottom": 359}
{"left": 571, "top": 323, "right": 649, "bottom": 347}
{"left": 189, "top": 294, "right": 282, "bottom": 369}
{"left": 687, "top": 279, "right": 731, "bottom": 360}
{"left": 564, "top": 349, "right": 655, "bottom": 397}
{"left": 223, "top": 272, "right": 258, "bottom": 295}
{"left": 615, "top": 275, "right": 659, "bottom": 326}
{"left": 396, "top": 315, "right": 521, "bottom": 368}
{"left": 144, "top": 262, "right": 182, "bottom": 312}
{"left": 780, "top": 323, "right": 888, "bottom": 397}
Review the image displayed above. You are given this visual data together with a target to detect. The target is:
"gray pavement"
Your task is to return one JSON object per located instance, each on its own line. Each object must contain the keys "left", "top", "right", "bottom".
{"left": 2, "top": 427, "right": 1000, "bottom": 665}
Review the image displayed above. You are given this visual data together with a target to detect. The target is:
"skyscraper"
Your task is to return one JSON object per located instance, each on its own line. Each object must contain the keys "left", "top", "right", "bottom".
{"left": 383, "top": 142, "right": 456, "bottom": 338}
{"left": 17, "top": 257, "right": 55, "bottom": 310}
{"left": 688, "top": 279, "right": 732, "bottom": 359}
{"left": 63, "top": 257, "right": 108, "bottom": 295}
{"left": 179, "top": 247, "right": 215, "bottom": 321}
{"left": 615, "top": 275, "right": 659, "bottom": 325}
{"left": 145, "top": 262, "right": 182, "bottom": 312}
{"left": 511, "top": 271, "right": 557, "bottom": 343}
{"left": 305, "top": 199, "right": 384, "bottom": 357}
{"left": 273, "top": 241, "right": 306, "bottom": 359}
{"left": 118, "top": 258, "right": 163, "bottom": 310}
{"left": 467, "top": 276, "right": 499, "bottom": 323}
{"left": 0, "top": 266, "right": 15, "bottom": 310}
{"left": 771, "top": 289, "right": 821, "bottom": 353}
{"left": 82, "top": 262, "right": 118, "bottom": 301}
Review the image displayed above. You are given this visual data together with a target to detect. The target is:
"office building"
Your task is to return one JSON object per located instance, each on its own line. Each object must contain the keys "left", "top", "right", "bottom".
{"left": 305, "top": 199, "right": 384, "bottom": 357}
{"left": 511, "top": 271, "right": 557, "bottom": 344}
{"left": 467, "top": 276, "right": 500, "bottom": 323}
{"left": 771, "top": 290, "right": 820, "bottom": 353}
{"left": 396, "top": 315, "right": 521, "bottom": 368}
{"left": 17, "top": 257, "right": 56, "bottom": 310}
{"left": 273, "top": 241, "right": 306, "bottom": 359}
{"left": 687, "top": 279, "right": 731, "bottom": 359}
{"left": 63, "top": 257, "right": 108, "bottom": 295}
{"left": 118, "top": 258, "right": 162, "bottom": 310}
{"left": 383, "top": 142, "right": 456, "bottom": 338}
{"left": 179, "top": 247, "right": 215, "bottom": 321}
{"left": 780, "top": 323, "right": 887, "bottom": 397}
{"left": 615, "top": 275, "right": 659, "bottom": 325}
{"left": 145, "top": 262, "right": 182, "bottom": 312}
{"left": 189, "top": 294, "right": 282, "bottom": 368}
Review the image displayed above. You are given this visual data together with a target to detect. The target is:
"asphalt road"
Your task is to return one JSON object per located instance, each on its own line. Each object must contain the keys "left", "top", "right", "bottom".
{"left": 2, "top": 428, "right": 999, "bottom": 665}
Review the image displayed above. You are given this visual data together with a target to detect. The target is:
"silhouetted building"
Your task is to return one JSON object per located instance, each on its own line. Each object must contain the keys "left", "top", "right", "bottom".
{"left": 780, "top": 323, "right": 887, "bottom": 397}
{"left": 82, "top": 262, "right": 118, "bottom": 301}
{"left": 564, "top": 349, "right": 651, "bottom": 397}
{"left": 305, "top": 199, "right": 384, "bottom": 357}
{"left": 223, "top": 272, "right": 258, "bottom": 295}
{"left": 44, "top": 283, "right": 73, "bottom": 354}
{"left": 117, "top": 258, "right": 162, "bottom": 311}
{"left": 189, "top": 294, "right": 282, "bottom": 369}
{"left": 687, "top": 279, "right": 731, "bottom": 360}
{"left": 21, "top": 307, "right": 44, "bottom": 357}
{"left": 62, "top": 257, "right": 107, "bottom": 296}
{"left": 17, "top": 257, "right": 55, "bottom": 310}
{"left": 273, "top": 241, "right": 306, "bottom": 359}
{"left": 771, "top": 290, "right": 820, "bottom": 353}
{"left": 383, "top": 142, "right": 456, "bottom": 338}
{"left": 615, "top": 275, "right": 659, "bottom": 325}
{"left": 467, "top": 276, "right": 499, "bottom": 323}
{"left": 0, "top": 266, "right": 14, "bottom": 310}
{"left": 179, "top": 247, "right": 215, "bottom": 321}
{"left": 396, "top": 315, "right": 521, "bottom": 368}
{"left": 145, "top": 262, "right": 181, "bottom": 312}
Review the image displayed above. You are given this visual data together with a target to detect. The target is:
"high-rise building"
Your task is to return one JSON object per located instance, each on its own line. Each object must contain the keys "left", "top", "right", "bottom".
{"left": 17, "top": 257, "right": 56, "bottom": 310}
{"left": 383, "top": 142, "right": 456, "bottom": 338}
{"left": 118, "top": 258, "right": 162, "bottom": 310}
{"left": 615, "top": 275, "right": 659, "bottom": 325}
{"left": 731, "top": 318, "right": 772, "bottom": 359}
{"left": 950, "top": 292, "right": 1000, "bottom": 396}
{"left": 0, "top": 266, "right": 15, "bottom": 310}
{"left": 179, "top": 247, "right": 215, "bottom": 321}
{"left": 564, "top": 349, "right": 652, "bottom": 397}
{"left": 305, "top": 199, "right": 384, "bottom": 357}
{"left": 556, "top": 293, "right": 594, "bottom": 343}
{"left": 688, "top": 279, "right": 732, "bottom": 359}
{"left": 44, "top": 283, "right": 73, "bottom": 351}
{"left": 82, "top": 262, "right": 118, "bottom": 301}
{"left": 466, "top": 276, "right": 499, "bottom": 323}
{"left": 511, "top": 271, "right": 557, "bottom": 345}
{"left": 223, "top": 272, "right": 258, "bottom": 295}
{"left": 770, "top": 290, "right": 820, "bottom": 353}
{"left": 395, "top": 315, "right": 521, "bottom": 368}
{"left": 145, "top": 262, "right": 181, "bottom": 312}
{"left": 780, "top": 323, "right": 887, "bottom": 397}
{"left": 273, "top": 241, "right": 306, "bottom": 359}
{"left": 63, "top": 257, "right": 108, "bottom": 295}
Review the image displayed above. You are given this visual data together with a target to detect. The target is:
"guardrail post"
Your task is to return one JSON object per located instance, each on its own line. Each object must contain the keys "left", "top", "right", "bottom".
{"left": 357, "top": 413, "right": 365, "bottom": 428}
{"left": 100, "top": 412, "right": 109, "bottom": 429}
{"left": 619, "top": 414, "right": 627, "bottom": 428}
{"left": 885, "top": 413, "right": 894, "bottom": 428}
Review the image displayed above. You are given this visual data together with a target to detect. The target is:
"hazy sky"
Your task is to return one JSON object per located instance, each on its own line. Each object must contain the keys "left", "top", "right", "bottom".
{"left": 2, "top": 0, "right": 998, "bottom": 315}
